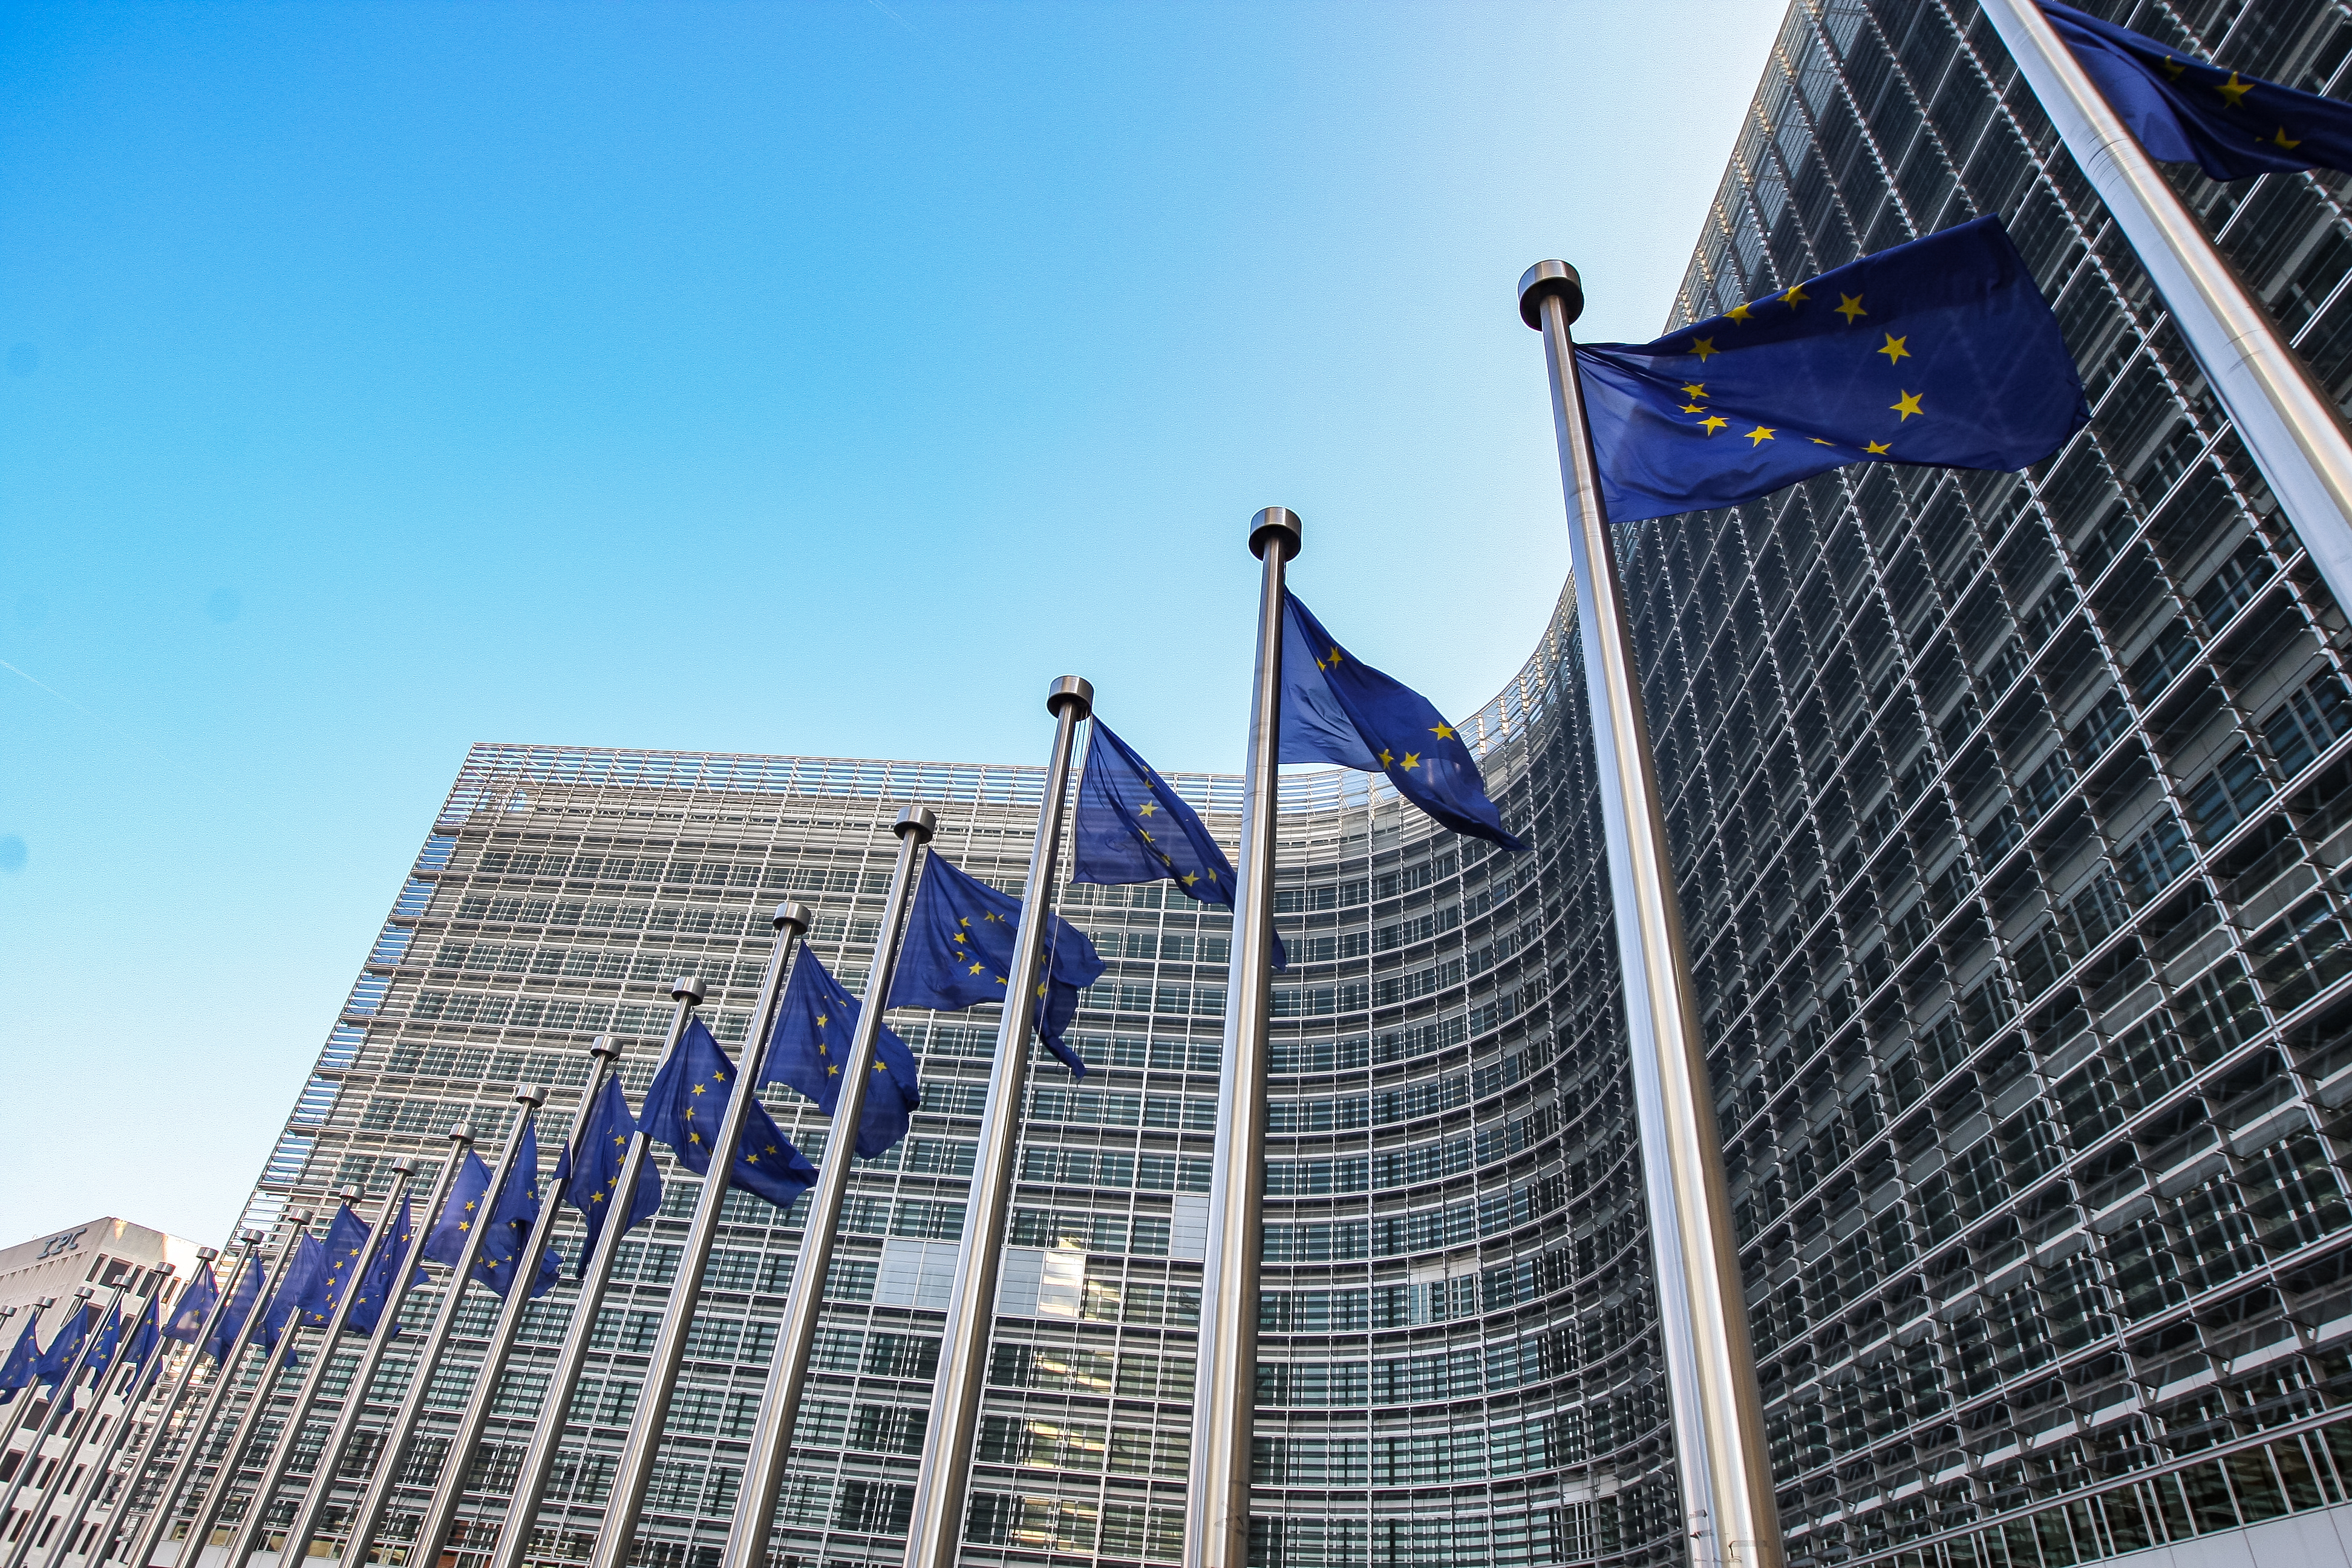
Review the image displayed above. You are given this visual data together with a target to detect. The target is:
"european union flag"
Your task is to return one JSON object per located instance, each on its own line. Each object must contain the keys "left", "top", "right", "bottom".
{"left": 2045, "top": 2, "right": 2352, "bottom": 180}
{"left": 258, "top": 1233, "right": 327, "bottom": 1353}
{"left": 299, "top": 1204, "right": 373, "bottom": 1328}
{"left": 1575, "top": 215, "right": 2087, "bottom": 524}
{"left": 343, "top": 1197, "right": 419, "bottom": 1338}
{"left": 474, "top": 1122, "right": 564, "bottom": 1299}
{"left": 765, "top": 949, "right": 922, "bottom": 1157}
{"left": 0, "top": 1315, "right": 42, "bottom": 1395}
{"left": 1073, "top": 720, "right": 1288, "bottom": 970}
{"left": 556, "top": 1075, "right": 663, "bottom": 1278}
{"left": 205, "top": 1253, "right": 266, "bottom": 1362}
{"left": 34, "top": 1302, "right": 92, "bottom": 1386}
{"left": 643, "top": 1018, "right": 820, "bottom": 1214}
{"left": 1278, "top": 592, "right": 1527, "bottom": 851}
{"left": 425, "top": 1151, "right": 495, "bottom": 1269}
{"left": 888, "top": 853, "right": 1106, "bottom": 1078}
{"left": 120, "top": 1298, "right": 161, "bottom": 1376}
{"left": 165, "top": 1260, "right": 220, "bottom": 1346}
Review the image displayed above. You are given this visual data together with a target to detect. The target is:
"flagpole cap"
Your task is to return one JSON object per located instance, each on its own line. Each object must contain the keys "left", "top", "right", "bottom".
{"left": 588, "top": 1034, "right": 622, "bottom": 1061}
{"left": 1249, "top": 508, "right": 1302, "bottom": 562}
{"left": 286, "top": 1209, "right": 316, "bottom": 1227}
{"left": 72, "top": 1286, "right": 92, "bottom": 1301}
{"left": 34, "top": 1298, "right": 53, "bottom": 1310}
{"left": 896, "top": 805, "right": 938, "bottom": 843}
{"left": 1518, "top": 261, "right": 1584, "bottom": 330}
{"left": 514, "top": 1082, "right": 549, "bottom": 1108}
{"left": 197, "top": 1248, "right": 220, "bottom": 1263}
{"left": 336, "top": 1187, "right": 362, "bottom": 1205}
{"left": 446, "top": 1125, "right": 475, "bottom": 1146}
{"left": 390, "top": 1158, "right": 417, "bottom": 1177}
{"left": 773, "top": 901, "right": 812, "bottom": 934}
{"left": 671, "top": 976, "right": 706, "bottom": 1004}
{"left": 1047, "top": 676, "right": 1094, "bottom": 720}
{"left": 238, "top": 1232, "right": 264, "bottom": 1249}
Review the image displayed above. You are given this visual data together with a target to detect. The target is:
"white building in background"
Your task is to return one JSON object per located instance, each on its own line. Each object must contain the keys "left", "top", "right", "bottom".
{"left": 0, "top": 1219, "right": 204, "bottom": 1326}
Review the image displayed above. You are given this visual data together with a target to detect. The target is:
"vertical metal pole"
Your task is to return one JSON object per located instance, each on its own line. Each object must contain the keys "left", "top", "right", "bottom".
{"left": 481, "top": 995, "right": 702, "bottom": 1568}
{"left": 2, "top": 1289, "right": 128, "bottom": 1568}
{"left": 1520, "top": 264, "right": 1780, "bottom": 1568}
{"left": 220, "top": 1174, "right": 418, "bottom": 1568}
{"left": 128, "top": 1227, "right": 298, "bottom": 1568}
{"left": 1186, "top": 506, "right": 1298, "bottom": 1568}
{"left": 584, "top": 902, "right": 825, "bottom": 1568}
{"left": 341, "top": 1088, "right": 553, "bottom": 1568}
{"left": 1976, "top": 0, "right": 2352, "bottom": 609}
{"left": 717, "top": 815, "right": 929, "bottom": 1568}
{"left": 90, "top": 1247, "right": 237, "bottom": 1568}
{"left": 894, "top": 682, "right": 1088, "bottom": 1568}
{"left": 273, "top": 1141, "right": 469, "bottom": 1568}
{"left": 0, "top": 1305, "right": 54, "bottom": 1468}
{"left": 407, "top": 1032, "right": 641, "bottom": 1568}
{"left": 40, "top": 1267, "right": 183, "bottom": 1568}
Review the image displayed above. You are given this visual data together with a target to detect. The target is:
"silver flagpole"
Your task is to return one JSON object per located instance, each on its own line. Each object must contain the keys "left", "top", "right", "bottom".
{"left": 482, "top": 990, "right": 703, "bottom": 1568}
{"left": 339, "top": 1089, "right": 550, "bottom": 1568}
{"left": 1185, "top": 506, "right": 1297, "bottom": 1568}
{"left": 0, "top": 1303, "right": 54, "bottom": 1466}
{"left": 270, "top": 1143, "right": 465, "bottom": 1568}
{"left": 405, "top": 1029, "right": 647, "bottom": 1568}
{"left": 715, "top": 815, "right": 930, "bottom": 1568}
{"left": 39, "top": 1266, "right": 182, "bottom": 1568}
{"left": 3, "top": 1288, "right": 130, "bottom": 1568}
{"left": 1520, "top": 263, "right": 1780, "bottom": 1568}
{"left": 88, "top": 1246, "right": 237, "bottom": 1568}
{"left": 584, "top": 896, "right": 831, "bottom": 1568}
{"left": 1977, "top": 0, "right": 2352, "bottom": 610}
{"left": 128, "top": 1224, "right": 302, "bottom": 1568}
{"left": 218, "top": 1171, "right": 419, "bottom": 1568}
{"left": 896, "top": 680, "right": 1089, "bottom": 1568}
{"left": 171, "top": 1209, "right": 327, "bottom": 1568}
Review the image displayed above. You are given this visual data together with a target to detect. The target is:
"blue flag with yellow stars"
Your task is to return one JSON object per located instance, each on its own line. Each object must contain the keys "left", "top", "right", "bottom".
{"left": 204, "top": 1252, "right": 266, "bottom": 1362}
{"left": 165, "top": 1259, "right": 220, "bottom": 1347}
{"left": 59, "top": 1303, "right": 123, "bottom": 1407}
{"left": 298, "top": 1203, "right": 373, "bottom": 1328}
{"left": 425, "top": 1150, "right": 495, "bottom": 1269}
{"left": 1278, "top": 592, "right": 1529, "bottom": 851}
{"left": 1575, "top": 215, "right": 2086, "bottom": 525}
{"left": 765, "top": 948, "right": 923, "bottom": 1158}
{"left": 258, "top": 1233, "right": 326, "bottom": 1353}
{"left": 472, "top": 1121, "right": 564, "bottom": 1299}
{"left": 120, "top": 1297, "right": 161, "bottom": 1376}
{"left": 342, "top": 1197, "right": 417, "bottom": 1338}
{"left": 0, "top": 1314, "right": 42, "bottom": 1394}
{"left": 644, "top": 1018, "right": 821, "bottom": 1214}
{"left": 33, "top": 1302, "right": 92, "bottom": 1387}
{"left": 555, "top": 1074, "right": 664, "bottom": 1278}
{"left": 2045, "top": 2, "right": 2352, "bottom": 180}
{"left": 887, "top": 852, "right": 1107, "bottom": 1079}
{"left": 1073, "top": 720, "right": 1289, "bottom": 970}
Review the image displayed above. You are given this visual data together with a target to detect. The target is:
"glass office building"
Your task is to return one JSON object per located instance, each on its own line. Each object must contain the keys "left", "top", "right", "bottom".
{"left": 108, "top": 2, "right": 2352, "bottom": 1567}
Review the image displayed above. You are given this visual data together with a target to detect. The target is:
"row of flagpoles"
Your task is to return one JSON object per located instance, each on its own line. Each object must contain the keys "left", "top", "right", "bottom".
{"left": 12, "top": 10, "right": 2352, "bottom": 1568}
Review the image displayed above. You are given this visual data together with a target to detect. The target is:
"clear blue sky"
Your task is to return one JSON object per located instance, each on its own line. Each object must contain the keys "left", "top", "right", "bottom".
{"left": 0, "top": 1, "right": 1784, "bottom": 1244}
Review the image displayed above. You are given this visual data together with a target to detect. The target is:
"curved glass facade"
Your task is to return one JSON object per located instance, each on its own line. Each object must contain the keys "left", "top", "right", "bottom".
{"left": 87, "top": 4, "right": 2352, "bottom": 1568}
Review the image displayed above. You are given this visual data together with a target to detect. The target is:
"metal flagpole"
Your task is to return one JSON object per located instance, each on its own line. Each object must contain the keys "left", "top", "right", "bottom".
{"left": 339, "top": 1089, "right": 549, "bottom": 1568}
{"left": 482, "top": 989, "right": 703, "bottom": 1568}
{"left": 406, "top": 1030, "right": 643, "bottom": 1568}
{"left": 584, "top": 894, "right": 833, "bottom": 1568}
{"left": 88, "top": 1246, "right": 237, "bottom": 1568}
{"left": 272, "top": 1143, "right": 467, "bottom": 1568}
{"left": 128, "top": 1224, "right": 302, "bottom": 1568}
{"left": 1976, "top": 0, "right": 2352, "bottom": 610}
{"left": 171, "top": 1209, "right": 327, "bottom": 1568}
{"left": 2, "top": 1287, "right": 129, "bottom": 1568}
{"left": 1185, "top": 507, "right": 1297, "bottom": 1568}
{"left": 39, "top": 1267, "right": 182, "bottom": 1568}
{"left": 896, "top": 682, "right": 1089, "bottom": 1568}
{"left": 716, "top": 817, "right": 929, "bottom": 1568}
{"left": 218, "top": 1171, "right": 419, "bottom": 1568}
{"left": 1520, "top": 263, "right": 1781, "bottom": 1568}
{"left": 0, "top": 1303, "right": 54, "bottom": 1466}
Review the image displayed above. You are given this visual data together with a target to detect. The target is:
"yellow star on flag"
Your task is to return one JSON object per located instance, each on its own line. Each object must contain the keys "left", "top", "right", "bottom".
{"left": 1746, "top": 425, "right": 1776, "bottom": 445}
{"left": 1688, "top": 336, "right": 1719, "bottom": 361}
{"left": 2275, "top": 126, "right": 2304, "bottom": 149}
{"left": 1402, "top": 753, "right": 1421, "bottom": 770}
{"left": 1865, "top": 440, "right": 1890, "bottom": 454}
{"left": 1429, "top": 722, "right": 1455, "bottom": 739}
{"left": 2216, "top": 71, "right": 2252, "bottom": 108}
{"left": 1835, "top": 293, "right": 1866, "bottom": 323}
{"left": 1726, "top": 302, "right": 1756, "bottom": 322}
{"left": 1137, "top": 799, "right": 1157, "bottom": 815}
{"left": 2161, "top": 56, "right": 2186, "bottom": 79}
{"left": 1890, "top": 390, "right": 1924, "bottom": 421}
{"left": 1877, "top": 333, "right": 1910, "bottom": 364}
{"left": 1700, "top": 414, "right": 1729, "bottom": 435}
{"left": 1681, "top": 382, "right": 1706, "bottom": 399}
{"left": 1781, "top": 283, "right": 1809, "bottom": 305}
